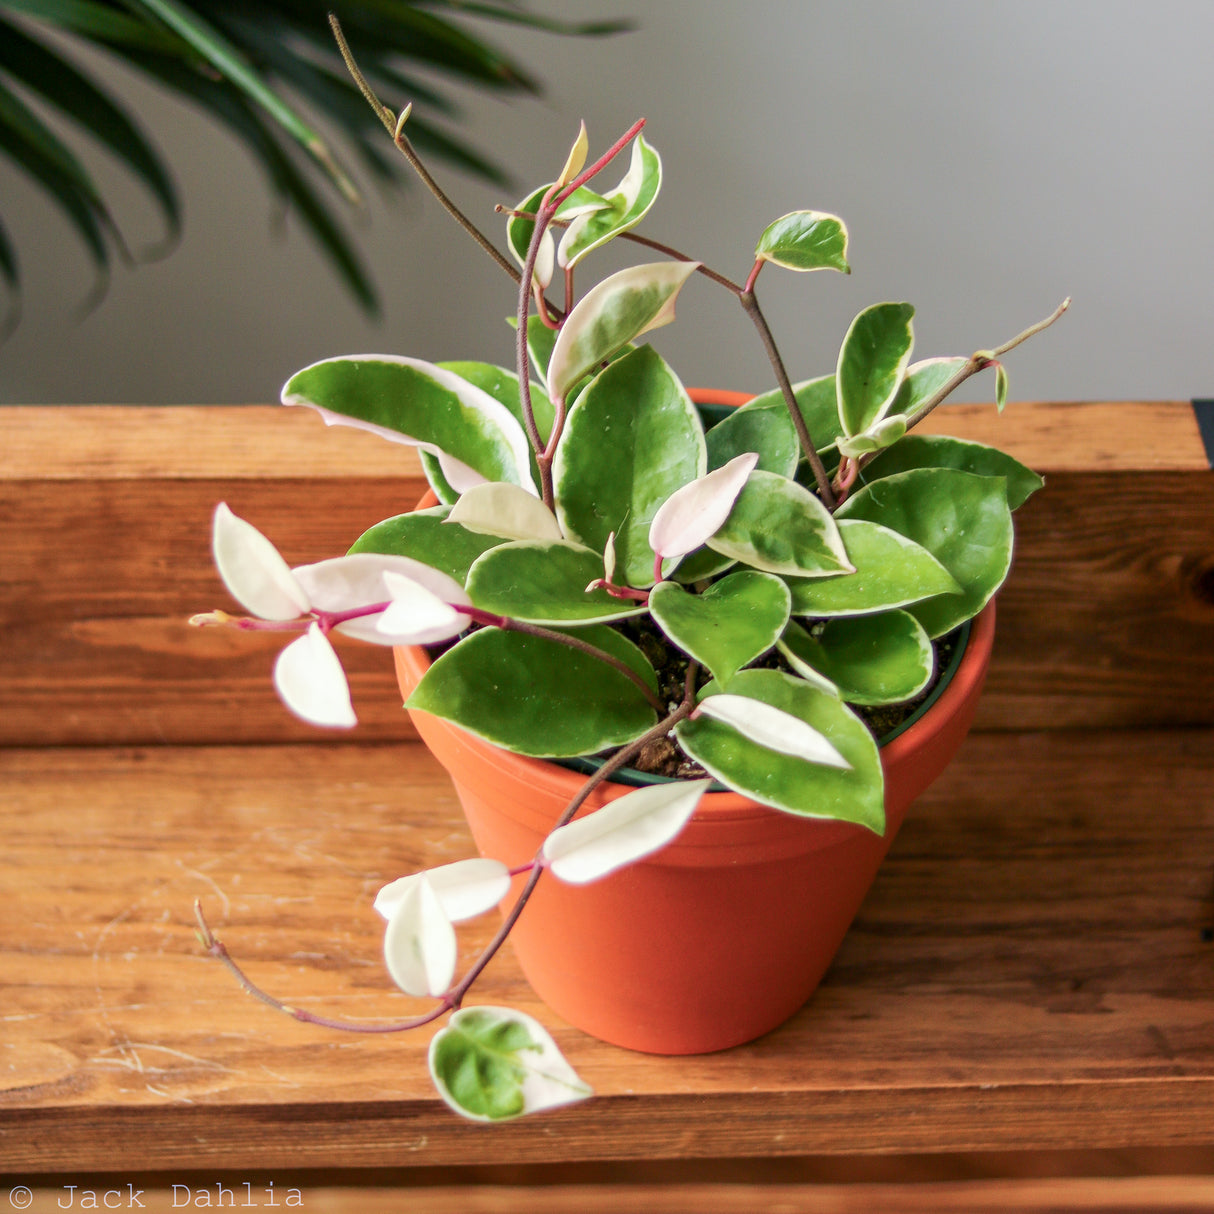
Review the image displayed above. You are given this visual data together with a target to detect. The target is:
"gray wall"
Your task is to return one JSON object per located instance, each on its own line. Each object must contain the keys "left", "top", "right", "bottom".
{"left": 2, "top": 1, "right": 1210, "bottom": 405}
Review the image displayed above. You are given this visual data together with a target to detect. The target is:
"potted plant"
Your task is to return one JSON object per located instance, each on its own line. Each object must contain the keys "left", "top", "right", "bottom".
{"left": 192, "top": 28, "right": 1066, "bottom": 1121}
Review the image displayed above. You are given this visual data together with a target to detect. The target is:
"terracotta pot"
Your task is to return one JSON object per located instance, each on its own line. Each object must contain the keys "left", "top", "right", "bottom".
{"left": 394, "top": 389, "right": 996, "bottom": 1055}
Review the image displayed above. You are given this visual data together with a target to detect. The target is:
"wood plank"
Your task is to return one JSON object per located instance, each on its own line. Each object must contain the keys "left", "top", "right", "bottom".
{"left": 1, "top": 729, "right": 1212, "bottom": 1171}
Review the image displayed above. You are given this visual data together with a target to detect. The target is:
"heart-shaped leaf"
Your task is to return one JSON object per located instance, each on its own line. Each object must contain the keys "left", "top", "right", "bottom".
{"left": 649, "top": 570, "right": 790, "bottom": 684}
{"left": 429, "top": 1007, "right": 592, "bottom": 1122}
{"left": 779, "top": 612, "right": 933, "bottom": 706}
{"left": 282, "top": 356, "right": 535, "bottom": 493}
{"left": 382, "top": 876, "right": 456, "bottom": 998}
{"left": 407, "top": 628, "right": 657, "bottom": 757}
{"left": 836, "top": 467, "right": 1013, "bottom": 637}
{"left": 755, "top": 210, "right": 850, "bottom": 273}
{"left": 837, "top": 302, "right": 915, "bottom": 438}
{"left": 347, "top": 506, "right": 506, "bottom": 586}
{"left": 707, "top": 470, "right": 852, "bottom": 578}
{"left": 554, "top": 344, "right": 706, "bottom": 586}
{"left": 863, "top": 434, "right": 1043, "bottom": 511}
{"left": 784, "top": 518, "right": 961, "bottom": 617}
{"left": 675, "top": 669, "right": 884, "bottom": 830}
{"left": 466, "top": 540, "right": 647, "bottom": 625}
{"left": 547, "top": 260, "right": 698, "bottom": 402}
{"left": 375, "top": 858, "right": 510, "bottom": 923}
{"left": 543, "top": 778, "right": 712, "bottom": 884}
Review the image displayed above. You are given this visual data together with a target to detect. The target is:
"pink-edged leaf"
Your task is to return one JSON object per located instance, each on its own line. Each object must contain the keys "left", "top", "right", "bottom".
{"left": 376, "top": 570, "right": 471, "bottom": 645}
{"left": 272, "top": 624, "right": 356, "bottom": 729}
{"left": 648, "top": 452, "right": 759, "bottom": 560}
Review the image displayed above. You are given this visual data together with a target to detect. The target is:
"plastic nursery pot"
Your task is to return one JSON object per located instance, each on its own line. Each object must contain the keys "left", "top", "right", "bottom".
{"left": 394, "top": 390, "right": 997, "bottom": 1055}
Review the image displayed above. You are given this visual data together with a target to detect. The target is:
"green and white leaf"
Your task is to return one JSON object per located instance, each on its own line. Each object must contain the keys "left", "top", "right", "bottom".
{"left": 696, "top": 693, "right": 850, "bottom": 769}
{"left": 506, "top": 181, "right": 606, "bottom": 287}
{"left": 543, "top": 778, "right": 712, "bottom": 884}
{"left": 375, "top": 858, "right": 510, "bottom": 924}
{"left": 835, "top": 414, "right": 907, "bottom": 459}
{"left": 724, "top": 375, "right": 844, "bottom": 466}
{"left": 282, "top": 356, "right": 535, "bottom": 492}
{"left": 554, "top": 345, "right": 706, "bottom": 586}
{"left": 863, "top": 434, "right": 1044, "bottom": 510}
{"left": 429, "top": 1007, "right": 592, "bottom": 1122}
{"left": 546, "top": 260, "right": 698, "bottom": 403}
{"left": 348, "top": 506, "right": 506, "bottom": 586}
{"left": 466, "top": 540, "right": 647, "bottom": 625}
{"left": 382, "top": 875, "right": 456, "bottom": 998}
{"left": 675, "top": 669, "right": 884, "bottom": 831}
{"left": 648, "top": 452, "right": 758, "bottom": 562}
{"left": 784, "top": 518, "right": 960, "bottom": 617}
{"left": 707, "top": 470, "right": 852, "bottom": 578}
{"left": 649, "top": 571, "right": 790, "bottom": 685}
{"left": 449, "top": 482, "right": 564, "bottom": 542}
{"left": 779, "top": 612, "right": 933, "bottom": 706}
{"left": 407, "top": 628, "right": 657, "bottom": 757}
{"left": 704, "top": 393, "right": 799, "bottom": 476}
{"left": 836, "top": 467, "right": 1013, "bottom": 637}
{"left": 755, "top": 210, "right": 850, "bottom": 273}
{"left": 887, "top": 356, "right": 967, "bottom": 418}
{"left": 837, "top": 302, "right": 915, "bottom": 437}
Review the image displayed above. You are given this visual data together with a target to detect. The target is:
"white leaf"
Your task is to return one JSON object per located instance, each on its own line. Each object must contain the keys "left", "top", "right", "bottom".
{"left": 648, "top": 452, "right": 760, "bottom": 560}
{"left": 543, "top": 778, "right": 712, "bottom": 883}
{"left": 211, "top": 503, "right": 310, "bottom": 621}
{"left": 697, "top": 693, "right": 851, "bottom": 770}
{"left": 448, "top": 482, "right": 564, "bottom": 542}
{"left": 436, "top": 450, "right": 488, "bottom": 494}
{"left": 375, "top": 858, "right": 511, "bottom": 923}
{"left": 383, "top": 876, "right": 458, "bottom": 998}
{"left": 272, "top": 624, "right": 356, "bottom": 728}
{"left": 375, "top": 571, "right": 470, "bottom": 645}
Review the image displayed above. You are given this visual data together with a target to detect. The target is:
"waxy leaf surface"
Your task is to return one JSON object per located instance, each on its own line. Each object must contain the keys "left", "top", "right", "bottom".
{"left": 448, "top": 482, "right": 564, "bottom": 542}
{"left": 375, "top": 858, "right": 510, "bottom": 923}
{"left": 273, "top": 624, "right": 355, "bottom": 729}
{"left": 348, "top": 506, "right": 505, "bottom": 586}
{"left": 704, "top": 393, "right": 798, "bottom": 475}
{"left": 837, "top": 467, "right": 1013, "bottom": 637}
{"left": 837, "top": 302, "right": 915, "bottom": 437}
{"left": 755, "top": 210, "right": 850, "bottom": 273}
{"left": 212, "top": 503, "right": 308, "bottom": 621}
{"left": 554, "top": 345, "right": 705, "bottom": 586}
{"left": 407, "top": 628, "right": 656, "bottom": 757}
{"left": 648, "top": 452, "right": 758, "bottom": 562}
{"left": 649, "top": 571, "right": 790, "bottom": 684}
{"left": 429, "top": 1007, "right": 592, "bottom": 1122}
{"left": 383, "top": 876, "right": 456, "bottom": 998}
{"left": 888, "top": 356, "right": 967, "bottom": 418}
{"left": 675, "top": 669, "right": 884, "bottom": 830}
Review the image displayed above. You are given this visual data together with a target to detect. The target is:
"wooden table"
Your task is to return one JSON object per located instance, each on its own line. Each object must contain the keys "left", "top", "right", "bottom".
{"left": 2, "top": 402, "right": 1213, "bottom": 1211}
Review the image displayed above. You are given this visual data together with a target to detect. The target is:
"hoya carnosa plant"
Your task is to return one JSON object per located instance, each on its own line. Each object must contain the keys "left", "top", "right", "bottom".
{"left": 192, "top": 25, "right": 1068, "bottom": 1122}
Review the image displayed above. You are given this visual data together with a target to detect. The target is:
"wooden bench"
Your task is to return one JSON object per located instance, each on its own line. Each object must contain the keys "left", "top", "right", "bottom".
{"left": 2, "top": 402, "right": 1212, "bottom": 1211}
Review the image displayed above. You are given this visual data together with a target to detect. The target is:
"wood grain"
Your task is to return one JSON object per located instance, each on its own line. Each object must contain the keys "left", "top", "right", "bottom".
{"left": 2, "top": 729, "right": 1212, "bottom": 1171}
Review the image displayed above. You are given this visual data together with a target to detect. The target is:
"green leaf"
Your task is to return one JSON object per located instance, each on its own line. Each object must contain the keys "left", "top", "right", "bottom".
{"left": 547, "top": 260, "right": 698, "bottom": 402}
{"left": 995, "top": 362, "right": 1010, "bottom": 412}
{"left": 553, "top": 345, "right": 706, "bottom": 587}
{"left": 506, "top": 182, "right": 605, "bottom": 286}
{"left": 784, "top": 518, "right": 961, "bottom": 617}
{"left": 0, "top": 0, "right": 181, "bottom": 50}
{"left": 675, "top": 669, "right": 884, "bottom": 830}
{"left": 779, "top": 612, "right": 933, "bottom": 706}
{"left": 466, "top": 540, "right": 647, "bottom": 625}
{"left": 707, "top": 470, "right": 852, "bottom": 578}
{"left": 407, "top": 628, "right": 656, "bottom": 757}
{"left": 671, "top": 547, "right": 736, "bottom": 584}
{"left": 837, "top": 302, "right": 916, "bottom": 437}
{"left": 282, "top": 356, "right": 534, "bottom": 491}
{"left": 836, "top": 468, "right": 1013, "bottom": 637}
{"left": 347, "top": 505, "right": 505, "bottom": 585}
{"left": 863, "top": 434, "right": 1044, "bottom": 511}
{"left": 888, "top": 357, "right": 967, "bottom": 418}
{"left": 755, "top": 210, "right": 850, "bottom": 273}
{"left": 704, "top": 393, "right": 798, "bottom": 476}
{"left": 649, "top": 571, "right": 791, "bottom": 685}
{"left": 835, "top": 414, "right": 907, "bottom": 459}
{"left": 429, "top": 1007, "right": 592, "bottom": 1122}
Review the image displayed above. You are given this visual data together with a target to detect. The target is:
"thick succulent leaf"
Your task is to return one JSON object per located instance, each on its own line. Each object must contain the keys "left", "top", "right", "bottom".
{"left": 784, "top": 518, "right": 960, "bottom": 617}
{"left": 347, "top": 506, "right": 506, "bottom": 586}
{"left": 649, "top": 571, "right": 790, "bottom": 684}
{"left": 554, "top": 120, "right": 589, "bottom": 187}
{"left": 675, "top": 669, "right": 884, "bottom": 830}
{"left": 863, "top": 434, "right": 1044, "bottom": 511}
{"left": 888, "top": 356, "right": 967, "bottom": 418}
{"left": 546, "top": 260, "right": 698, "bottom": 402}
{"left": 837, "top": 302, "right": 916, "bottom": 437}
{"left": 376, "top": 572, "right": 471, "bottom": 645}
{"left": 557, "top": 134, "right": 662, "bottom": 269}
{"left": 429, "top": 1007, "right": 592, "bottom": 1122}
{"left": 448, "top": 482, "right": 564, "bottom": 542}
{"left": 707, "top": 470, "right": 852, "bottom": 578}
{"left": 554, "top": 345, "right": 706, "bottom": 586}
{"left": 996, "top": 362, "right": 1010, "bottom": 412}
{"left": 671, "top": 547, "right": 737, "bottom": 584}
{"left": 282, "top": 356, "right": 534, "bottom": 492}
{"left": 648, "top": 452, "right": 758, "bottom": 562}
{"left": 836, "top": 468, "right": 1013, "bottom": 637}
{"left": 836, "top": 414, "right": 908, "bottom": 459}
{"left": 418, "top": 451, "right": 459, "bottom": 505}
{"left": 696, "top": 693, "right": 849, "bottom": 769}
{"left": 704, "top": 394, "right": 798, "bottom": 475}
{"left": 407, "top": 628, "right": 656, "bottom": 757}
{"left": 506, "top": 182, "right": 605, "bottom": 285}
{"left": 382, "top": 876, "right": 456, "bottom": 998}
{"left": 466, "top": 540, "right": 647, "bottom": 625}
{"left": 211, "top": 502, "right": 309, "bottom": 620}
{"left": 779, "top": 612, "right": 933, "bottom": 706}
{"left": 375, "top": 858, "right": 510, "bottom": 924}
{"left": 755, "top": 210, "right": 850, "bottom": 273}
{"left": 272, "top": 624, "right": 356, "bottom": 729}
{"left": 543, "top": 778, "right": 712, "bottom": 884}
